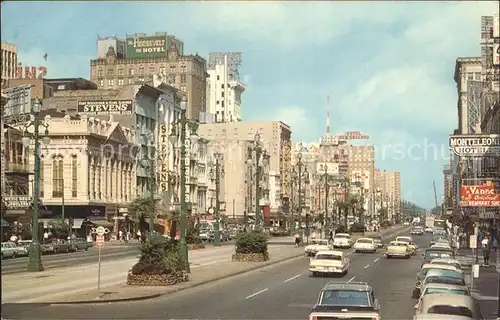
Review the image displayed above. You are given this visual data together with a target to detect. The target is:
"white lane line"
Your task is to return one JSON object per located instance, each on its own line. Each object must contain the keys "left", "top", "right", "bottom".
{"left": 284, "top": 274, "right": 301, "bottom": 283}
{"left": 245, "top": 288, "right": 268, "bottom": 299}
{"left": 347, "top": 276, "right": 356, "bottom": 283}
{"left": 373, "top": 258, "right": 380, "bottom": 263}
{"left": 364, "top": 264, "right": 370, "bottom": 269}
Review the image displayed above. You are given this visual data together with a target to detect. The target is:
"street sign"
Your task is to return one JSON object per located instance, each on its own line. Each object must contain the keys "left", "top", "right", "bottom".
{"left": 96, "top": 235, "right": 105, "bottom": 247}
{"left": 469, "top": 235, "right": 477, "bottom": 249}
{"left": 95, "top": 226, "right": 107, "bottom": 236}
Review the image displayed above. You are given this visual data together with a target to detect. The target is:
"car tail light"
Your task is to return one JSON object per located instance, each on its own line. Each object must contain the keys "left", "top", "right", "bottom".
{"left": 310, "top": 316, "right": 317, "bottom": 320}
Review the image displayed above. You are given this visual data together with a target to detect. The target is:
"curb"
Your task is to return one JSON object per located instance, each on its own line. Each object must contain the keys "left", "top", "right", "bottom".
{"left": 38, "top": 252, "right": 305, "bottom": 306}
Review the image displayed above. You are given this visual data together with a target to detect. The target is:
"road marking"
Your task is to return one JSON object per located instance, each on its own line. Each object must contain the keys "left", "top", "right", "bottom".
{"left": 245, "top": 288, "right": 268, "bottom": 299}
{"left": 191, "top": 261, "right": 217, "bottom": 269}
{"left": 284, "top": 274, "right": 301, "bottom": 283}
{"left": 373, "top": 258, "right": 380, "bottom": 263}
{"left": 347, "top": 276, "right": 356, "bottom": 283}
{"left": 364, "top": 264, "right": 370, "bottom": 269}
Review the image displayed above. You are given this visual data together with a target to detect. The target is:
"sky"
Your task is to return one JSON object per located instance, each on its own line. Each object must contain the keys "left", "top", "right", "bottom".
{"left": 2, "top": 1, "right": 499, "bottom": 209}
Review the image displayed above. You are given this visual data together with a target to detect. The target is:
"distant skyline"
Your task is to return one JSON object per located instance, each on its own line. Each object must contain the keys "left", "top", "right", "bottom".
{"left": 2, "top": 1, "right": 498, "bottom": 208}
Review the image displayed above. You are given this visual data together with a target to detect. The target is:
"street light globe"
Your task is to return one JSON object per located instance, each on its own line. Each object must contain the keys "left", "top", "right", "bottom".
{"left": 262, "top": 154, "right": 269, "bottom": 166}
{"left": 189, "top": 133, "right": 199, "bottom": 145}
{"left": 180, "top": 96, "right": 187, "bottom": 110}
{"left": 297, "top": 152, "right": 302, "bottom": 160}
{"left": 168, "top": 134, "right": 178, "bottom": 146}
{"left": 21, "top": 136, "right": 31, "bottom": 147}
{"left": 254, "top": 133, "right": 260, "bottom": 143}
{"left": 42, "top": 136, "right": 51, "bottom": 146}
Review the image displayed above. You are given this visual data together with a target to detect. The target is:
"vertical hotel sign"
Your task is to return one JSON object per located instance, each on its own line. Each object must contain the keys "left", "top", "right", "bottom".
{"left": 126, "top": 35, "right": 167, "bottom": 59}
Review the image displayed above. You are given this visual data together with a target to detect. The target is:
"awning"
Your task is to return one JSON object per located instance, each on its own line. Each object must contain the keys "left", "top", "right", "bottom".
{"left": 1, "top": 219, "right": 10, "bottom": 227}
{"left": 72, "top": 218, "right": 84, "bottom": 229}
{"left": 90, "top": 220, "right": 114, "bottom": 228}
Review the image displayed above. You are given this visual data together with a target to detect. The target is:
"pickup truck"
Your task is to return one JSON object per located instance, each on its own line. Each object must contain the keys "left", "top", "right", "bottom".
{"left": 385, "top": 240, "right": 411, "bottom": 259}
{"left": 309, "top": 281, "right": 381, "bottom": 320}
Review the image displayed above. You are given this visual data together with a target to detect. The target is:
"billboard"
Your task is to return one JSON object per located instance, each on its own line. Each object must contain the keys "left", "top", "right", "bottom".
{"left": 3, "top": 85, "right": 32, "bottom": 124}
{"left": 493, "top": 43, "right": 500, "bottom": 66}
{"left": 316, "top": 162, "right": 339, "bottom": 174}
{"left": 494, "top": 15, "right": 499, "bottom": 38}
{"left": 460, "top": 185, "right": 500, "bottom": 207}
{"left": 337, "top": 131, "right": 370, "bottom": 140}
{"left": 126, "top": 35, "right": 167, "bottom": 59}
{"left": 77, "top": 100, "right": 133, "bottom": 115}
{"left": 449, "top": 134, "right": 500, "bottom": 157}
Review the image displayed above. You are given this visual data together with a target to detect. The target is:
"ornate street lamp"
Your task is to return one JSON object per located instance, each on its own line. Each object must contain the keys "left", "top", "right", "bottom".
{"left": 21, "top": 99, "right": 50, "bottom": 272}
{"left": 140, "top": 132, "right": 157, "bottom": 239}
{"left": 318, "top": 164, "right": 334, "bottom": 237}
{"left": 291, "top": 152, "right": 309, "bottom": 244}
{"left": 168, "top": 95, "right": 199, "bottom": 271}
{"left": 209, "top": 152, "right": 225, "bottom": 246}
{"left": 246, "top": 134, "right": 269, "bottom": 231}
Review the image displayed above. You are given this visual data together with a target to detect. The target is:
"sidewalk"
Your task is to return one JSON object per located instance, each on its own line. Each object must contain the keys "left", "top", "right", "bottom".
{"left": 456, "top": 248, "right": 499, "bottom": 267}
{"left": 1, "top": 243, "right": 301, "bottom": 304}
{"left": 470, "top": 266, "right": 499, "bottom": 320}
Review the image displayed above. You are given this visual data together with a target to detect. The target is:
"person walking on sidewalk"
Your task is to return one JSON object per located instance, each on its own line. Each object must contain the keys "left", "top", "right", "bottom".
{"left": 294, "top": 233, "right": 301, "bottom": 247}
{"left": 482, "top": 243, "right": 491, "bottom": 266}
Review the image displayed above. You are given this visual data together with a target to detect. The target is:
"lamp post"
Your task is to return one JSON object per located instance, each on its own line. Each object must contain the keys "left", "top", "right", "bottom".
{"left": 21, "top": 99, "right": 50, "bottom": 272}
{"left": 247, "top": 134, "right": 269, "bottom": 231}
{"left": 319, "top": 164, "right": 333, "bottom": 238}
{"left": 209, "top": 152, "right": 224, "bottom": 246}
{"left": 140, "top": 132, "right": 156, "bottom": 239}
{"left": 168, "top": 95, "right": 199, "bottom": 271}
{"left": 291, "top": 153, "right": 309, "bottom": 244}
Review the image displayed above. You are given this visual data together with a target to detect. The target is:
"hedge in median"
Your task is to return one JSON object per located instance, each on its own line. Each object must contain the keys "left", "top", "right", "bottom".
{"left": 232, "top": 230, "right": 269, "bottom": 262}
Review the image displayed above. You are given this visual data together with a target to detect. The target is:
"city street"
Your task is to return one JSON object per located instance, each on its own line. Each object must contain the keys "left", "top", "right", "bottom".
{"left": 1, "top": 243, "right": 140, "bottom": 274}
{"left": 2, "top": 229, "right": 426, "bottom": 320}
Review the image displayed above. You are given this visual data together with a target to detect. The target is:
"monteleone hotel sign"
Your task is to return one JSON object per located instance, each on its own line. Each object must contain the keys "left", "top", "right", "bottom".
{"left": 449, "top": 134, "right": 500, "bottom": 157}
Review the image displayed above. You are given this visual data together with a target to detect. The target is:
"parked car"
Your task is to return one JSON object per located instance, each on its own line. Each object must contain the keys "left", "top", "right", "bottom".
{"left": 17, "top": 240, "right": 32, "bottom": 255}
{"left": 414, "top": 294, "right": 483, "bottom": 319}
{"left": 50, "top": 239, "right": 72, "bottom": 253}
{"left": 68, "top": 238, "right": 93, "bottom": 251}
{"left": 1, "top": 242, "right": 26, "bottom": 259}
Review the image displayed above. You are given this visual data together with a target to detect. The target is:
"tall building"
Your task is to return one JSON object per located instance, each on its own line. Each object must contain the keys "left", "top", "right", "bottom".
{"left": 206, "top": 52, "right": 245, "bottom": 123}
{"left": 90, "top": 33, "right": 206, "bottom": 120}
{"left": 198, "top": 121, "right": 292, "bottom": 218}
{"left": 454, "top": 57, "right": 483, "bottom": 134}
{"left": 375, "top": 169, "right": 401, "bottom": 222}
{"left": 1, "top": 42, "right": 18, "bottom": 87}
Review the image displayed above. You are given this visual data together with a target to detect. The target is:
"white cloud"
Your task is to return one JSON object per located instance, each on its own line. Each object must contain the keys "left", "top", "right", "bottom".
{"left": 272, "top": 106, "right": 314, "bottom": 139}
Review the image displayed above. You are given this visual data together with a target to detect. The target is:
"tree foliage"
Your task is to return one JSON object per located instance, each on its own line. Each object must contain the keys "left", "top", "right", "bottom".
{"left": 48, "top": 216, "right": 70, "bottom": 239}
{"left": 131, "top": 234, "right": 184, "bottom": 275}
{"left": 235, "top": 230, "right": 268, "bottom": 254}
{"left": 129, "top": 197, "right": 156, "bottom": 219}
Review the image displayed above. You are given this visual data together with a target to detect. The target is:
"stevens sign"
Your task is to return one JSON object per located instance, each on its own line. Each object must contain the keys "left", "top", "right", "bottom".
{"left": 77, "top": 100, "right": 133, "bottom": 115}
{"left": 449, "top": 134, "right": 500, "bottom": 157}
{"left": 126, "top": 35, "right": 167, "bottom": 59}
{"left": 460, "top": 185, "right": 500, "bottom": 207}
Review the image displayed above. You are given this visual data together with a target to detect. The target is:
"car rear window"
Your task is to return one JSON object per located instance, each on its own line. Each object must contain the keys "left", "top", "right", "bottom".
{"left": 316, "top": 254, "right": 342, "bottom": 260}
{"left": 357, "top": 239, "right": 372, "bottom": 244}
{"left": 425, "top": 288, "right": 468, "bottom": 295}
{"left": 427, "top": 305, "right": 473, "bottom": 317}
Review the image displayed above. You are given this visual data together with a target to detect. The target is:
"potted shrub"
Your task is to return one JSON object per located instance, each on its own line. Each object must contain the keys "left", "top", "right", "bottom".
{"left": 127, "top": 234, "right": 188, "bottom": 286}
{"left": 232, "top": 230, "right": 269, "bottom": 262}
{"left": 349, "top": 223, "right": 365, "bottom": 235}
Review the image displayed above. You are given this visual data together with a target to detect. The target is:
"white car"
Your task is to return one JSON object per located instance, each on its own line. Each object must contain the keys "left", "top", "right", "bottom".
{"left": 304, "top": 239, "right": 331, "bottom": 256}
{"left": 424, "top": 227, "right": 434, "bottom": 233}
{"left": 430, "top": 243, "right": 452, "bottom": 250}
{"left": 430, "top": 258, "right": 462, "bottom": 270}
{"left": 1, "top": 242, "right": 26, "bottom": 259}
{"left": 353, "top": 238, "right": 377, "bottom": 253}
{"left": 404, "top": 222, "right": 410, "bottom": 226}
{"left": 309, "top": 250, "right": 349, "bottom": 276}
{"left": 333, "top": 233, "right": 352, "bottom": 248}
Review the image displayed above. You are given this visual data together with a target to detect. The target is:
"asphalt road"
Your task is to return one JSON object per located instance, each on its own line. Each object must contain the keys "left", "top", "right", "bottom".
{"left": 2, "top": 229, "right": 425, "bottom": 320}
{"left": 1, "top": 244, "right": 140, "bottom": 274}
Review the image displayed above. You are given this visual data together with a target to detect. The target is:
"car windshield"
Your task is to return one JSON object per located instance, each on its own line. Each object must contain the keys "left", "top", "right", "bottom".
{"left": 425, "top": 276, "right": 464, "bottom": 286}
{"left": 425, "top": 251, "right": 453, "bottom": 260}
{"left": 427, "top": 305, "right": 473, "bottom": 318}
{"left": 390, "top": 242, "right": 407, "bottom": 246}
{"left": 372, "top": 237, "right": 382, "bottom": 241}
{"left": 357, "top": 239, "right": 372, "bottom": 244}
{"left": 316, "top": 240, "right": 329, "bottom": 245}
{"left": 320, "top": 290, "right": 371, "bottom": 306}
{"left": 424, "top": 288, "right": 468, "bottom": 295}
{"left": 335, "top": 235, "right": 349, "bottom": 239}
{"left": 397, "top": 237, "right": 410, "bottom": 242}
{"left": 316, "top": 254, "right": 342, "bottom": 260}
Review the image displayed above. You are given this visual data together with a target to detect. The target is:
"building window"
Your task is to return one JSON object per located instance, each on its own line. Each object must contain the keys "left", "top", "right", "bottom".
{"left": 170, "top": 65, "right": 176, "bottom": 73}
{"left": 71, "top": 155, "right": 77, "bottom": 197}
{"left": 217, "top": 75, "right": 220, "bottom": 80}
{"left": 118, "top": 69, "right": 124, "bottom": 76}
{"left": 139, "top": 67, "right": 144, "bottom": 75}
{"left": 99, "top": 79, "right": 104, "bottom": 87}
{"left": 107, "top": 69, "right": 114, "bottom": 76}
{"left": 180, "top": 74, "right": 186, "bottom": 83}
{"left": 221, "top": 84, "right": 224, "bottom": 88}
{"left": 139, "top": 77, "right": 144, "bottom": 82}
{"left": 159, "top": 67, "right": 166, "bottom": 74}
{"left": 52, "top": 157, "right": 63, "bottom": 198}
{"left": 118, "top": 79, "right": 124, "bottom": 85}
{"left": 108, "top": 79, "right": 114, "bottom": 86}
{"left": 98, "top": 69, "right": 103, "bottom": 77}
{"left": 474, "top": 72, "right": 481, "bottom": 80}
{"left": 149, "top": 67, "right": 155, "bottom": 74}
{"left": 180, "top": 85, "right": 187, "bottom": 92}
{"left": 40, "top": 158, "right": 44, "bottom": 198}
{"left": 221, "top": 91, "right": 224, "bottom": 98}
{"left": 128, "top": 68, "right": 134, "bottom": 76}
{"left": 467, "top": 73, "right": 473, "bottom": 80}
{"left": 180, "top": 65, "right": 186, "bottom": 73}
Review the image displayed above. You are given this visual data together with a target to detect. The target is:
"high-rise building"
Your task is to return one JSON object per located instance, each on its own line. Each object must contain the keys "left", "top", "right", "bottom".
{"left": 90, "top": 32, "right": 206, "bottom": 120}
{"left": 198, "top": 121, "right": 292, "bottom": 218}
{"left": 1, "top": 42, "right": 18, "bottom": 88}
{"left": 206, "top": 52, "right": 245, "bottom": 123}
{"left": 375, "top": 169, "right": 401, "bottom": 222}
{"left": 454, "top": 57, "right": 483, "bottom": 134}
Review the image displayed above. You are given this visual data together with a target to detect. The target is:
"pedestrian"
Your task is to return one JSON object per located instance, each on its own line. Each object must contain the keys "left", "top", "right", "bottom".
{"left": 9, "top": 234, "right": 18, "bottom": 244}
{"left": 483, "top": 243, "right": 491, "bottom": 266}
{"left": 118, "top": 230, "right": 123, "bottom": 242}
{"left": 294, "top": 233, "right": 300, "bottom": 247}
{"left": 493, "top": 237, "right": 498, "bottom": 252}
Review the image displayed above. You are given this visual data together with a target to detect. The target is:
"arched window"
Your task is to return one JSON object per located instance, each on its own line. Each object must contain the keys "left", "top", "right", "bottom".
{"left": 71, "top": 155, "right": 77, "bottom": 197}
{"left": 52, "top": 157, "right": 63, "bottom": 197}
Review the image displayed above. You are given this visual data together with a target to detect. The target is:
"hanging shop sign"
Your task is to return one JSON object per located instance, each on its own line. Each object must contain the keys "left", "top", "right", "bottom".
{"left": 449, "top": 134, "right": 500, "bottom": 157}
{"left": 460, "top": 185, "right": 500, "bottom": 207}
{"left": 3, "top": 196, "right": 31, "bottom": 209}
